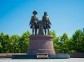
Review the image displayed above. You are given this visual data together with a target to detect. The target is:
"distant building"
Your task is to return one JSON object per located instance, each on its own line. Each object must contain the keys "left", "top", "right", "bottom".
{"left": 83, "top": 28, "right": 84, "bottom": 34}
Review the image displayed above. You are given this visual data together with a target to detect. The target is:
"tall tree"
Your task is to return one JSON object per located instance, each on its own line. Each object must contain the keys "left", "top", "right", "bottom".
{"left": 9, "top": 35, "right": 20, "bottom": 53}
{"left": 72, "top": 30, "right": 84, "bottom": 52}
{"left": 59, "top": 33, "right": 69, "bottom": 53}
{"left": 0, "top": 33, "right": 10, "bottom": 53}
{"left": 19, "top": 31, "right": 30, "bottom": 53}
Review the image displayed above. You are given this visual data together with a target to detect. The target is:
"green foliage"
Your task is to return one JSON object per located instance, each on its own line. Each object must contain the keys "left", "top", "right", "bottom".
{"left": 19, "top": 31, "right": 30, "bottom": 53}
{"left": 72, "top": 30, "right": 84, "bottom": 52}
{"left": 0, "top": 29, "right": 84, "bottom": 53}
{"left": 0, "top": 31, "right": 31, "bottom": 53}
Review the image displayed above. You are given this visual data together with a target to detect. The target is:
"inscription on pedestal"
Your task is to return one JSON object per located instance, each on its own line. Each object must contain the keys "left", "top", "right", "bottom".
{"left": 37, "top": 53, "right": 48, "bottom": 59}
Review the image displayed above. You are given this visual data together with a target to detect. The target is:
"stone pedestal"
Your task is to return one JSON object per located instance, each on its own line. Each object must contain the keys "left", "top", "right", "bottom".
{"left": 28, "top": 35, "right": 55, "bottom": 55}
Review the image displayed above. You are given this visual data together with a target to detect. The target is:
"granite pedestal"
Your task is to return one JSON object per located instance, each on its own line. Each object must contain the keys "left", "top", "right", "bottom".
{"left": 28, "top": 35, "right": 55, "bottom": 55}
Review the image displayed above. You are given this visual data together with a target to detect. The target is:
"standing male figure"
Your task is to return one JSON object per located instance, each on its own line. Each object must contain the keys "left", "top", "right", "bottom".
{"left": 29, "top": 11, "right": 39, "bottom": 35}
{"left": 42, "top": 12, "right": 51, "bottom": 35}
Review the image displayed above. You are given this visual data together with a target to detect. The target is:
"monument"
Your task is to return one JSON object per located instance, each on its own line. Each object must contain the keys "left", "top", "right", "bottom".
{"left": 28, "top": 11, "right": 55, "bottom": 58}
{"left": 12, "top": 11, "right": 70, "bottom": 59}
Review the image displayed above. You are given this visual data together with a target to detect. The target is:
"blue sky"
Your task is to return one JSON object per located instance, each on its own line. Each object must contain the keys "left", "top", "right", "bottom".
{"left": 0, "top": 0, "right": 84, "bottom": 36}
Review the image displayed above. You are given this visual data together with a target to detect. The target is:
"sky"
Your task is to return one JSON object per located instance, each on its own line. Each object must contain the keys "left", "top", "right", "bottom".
{"left": 0, "top": 0, "right": 84, "bottom": 36}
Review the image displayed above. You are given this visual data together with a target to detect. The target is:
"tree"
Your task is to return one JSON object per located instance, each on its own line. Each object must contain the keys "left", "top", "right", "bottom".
{"left": 0, "top": 33, "right": 10, "bottom": 53}
{"left": 72, "top": 30, "right": 84, "bottom": 52}
{"left": 0, "top": 33, "right": 4, "bottom": 52}
{"left": 59, "top": 33, "right": 69, "bottom": 53}
{"left": 19, "top": 31, "right": 30, "bottom": 53}
{"left": 60, "top": 33, "right": 69, "bottom": 42}
{"left": 9, "top": 35, "right": 20, "bottom": 53}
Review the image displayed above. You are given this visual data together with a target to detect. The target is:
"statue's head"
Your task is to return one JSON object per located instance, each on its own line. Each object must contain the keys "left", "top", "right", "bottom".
{"left": 33, "top": 11, "right": 37, "bottom": 15}
{"left": 44, "top": 12, "right": 47, "bottom": 16}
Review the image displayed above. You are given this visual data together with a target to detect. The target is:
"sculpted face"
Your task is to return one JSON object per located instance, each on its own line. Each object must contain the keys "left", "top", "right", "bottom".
{"left": 33, "top": 11, "right": 37, "bottom": 15}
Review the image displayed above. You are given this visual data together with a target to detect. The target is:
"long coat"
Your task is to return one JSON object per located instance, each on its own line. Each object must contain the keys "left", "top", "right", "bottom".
{"left": 42, "top": 15, "right": 51, "bottom": 29}
{"left": 30, "top": 15, "right": 39, "bottom": 29}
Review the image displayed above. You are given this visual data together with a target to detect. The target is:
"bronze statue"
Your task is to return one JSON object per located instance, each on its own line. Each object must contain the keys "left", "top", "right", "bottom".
{"left": 29, "top": 11, "right": 51, "bottom": 35}
{"left": 29, "top": 11, "right": 39, "bottom": 35}
{"left": 42, "top": 12, "right": 51, "bottom": 35}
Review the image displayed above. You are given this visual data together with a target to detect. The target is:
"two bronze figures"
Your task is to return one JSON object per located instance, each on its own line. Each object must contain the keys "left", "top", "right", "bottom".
{"left": 29, "top": 11, "right": 51, "bottom": 35}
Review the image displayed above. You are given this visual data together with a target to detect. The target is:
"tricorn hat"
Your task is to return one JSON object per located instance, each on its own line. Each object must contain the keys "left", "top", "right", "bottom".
{"left": 33, "top": 11, "right": 37, "bottom": 15}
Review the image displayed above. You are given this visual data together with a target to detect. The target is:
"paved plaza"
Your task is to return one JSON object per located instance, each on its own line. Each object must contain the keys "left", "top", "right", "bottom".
{"left": 0, "top": 58, "right": 84, "bottom": 62}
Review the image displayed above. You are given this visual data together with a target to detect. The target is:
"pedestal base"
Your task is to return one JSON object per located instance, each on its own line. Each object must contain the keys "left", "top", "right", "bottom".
{"left": 12, "top": 53, "right": 70, "bottom": 59}
{"left": 28, "top": 35, "right": 55, "bottom": 55}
